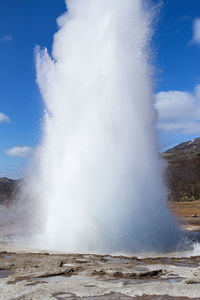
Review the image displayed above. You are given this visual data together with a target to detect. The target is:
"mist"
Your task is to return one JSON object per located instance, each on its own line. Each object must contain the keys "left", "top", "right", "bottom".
{"left": 22, "top": 0, "right": 179, "bottom": 252}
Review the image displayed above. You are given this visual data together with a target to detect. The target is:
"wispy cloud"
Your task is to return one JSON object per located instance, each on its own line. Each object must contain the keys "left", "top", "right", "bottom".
{"left": 192, "top": 18, "right": 200, "bottom": 45}
{"left": 0, "top": 35, "right": 13, "bottom": 43}
{"left": 5, "top": 146, "right": 32, "bottom": 158}
{"left": 0, "top": 112, "right": 10, "bottom": 123}
{"left": 155, "top": 85, "right": 200, "bottom": 134}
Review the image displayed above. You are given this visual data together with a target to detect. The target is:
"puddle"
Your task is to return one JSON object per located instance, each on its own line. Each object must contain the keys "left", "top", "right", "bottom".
{"left": 0, "top": 270, "right": 11, "bottom": 278}
{"left": 55, "top": 293, "right": 135, "bottom": 300}
{"left": 103, "top": 256, "right": 130, "bottom": 264}
{"left": 62, "top": 293, "right": 137, "bottom": 300}
{"left": 55, "top": 293, "right": 74, "bottom": 299}
{"left": 29, "top": 275, "right": 71, "bottom": 283}
{"left": 105, "top": 274, "right": 183, "bottom": 285}
{"left": 3, "top": 255, "right": 16, "bottom": 259}
{"left": 171, "top": 261, "right": 199, "bottom": 268}
{"left": 163, "top": 277, "right": 184, "bottom": 283}
{"left": 128, "top": 266, "right": 150, "bottom": 272}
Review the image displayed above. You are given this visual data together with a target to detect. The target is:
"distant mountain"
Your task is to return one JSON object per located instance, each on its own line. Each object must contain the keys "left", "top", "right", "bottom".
{"left": 161, "top": 138, "right": 200, "bottom": 202}
{"left": 1, "top": 138, "right": 200, "bottom": 204}
{"left": 162, "top": 138, "right": 200, "bottom": 159}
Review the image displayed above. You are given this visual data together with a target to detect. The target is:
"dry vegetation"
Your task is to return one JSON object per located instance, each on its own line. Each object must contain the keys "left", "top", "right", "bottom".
{"left": 169, "top": 201, "right": 200, "bottom": 217}
{"left": 169, "top": 201, "right": 200, "bottom": 230}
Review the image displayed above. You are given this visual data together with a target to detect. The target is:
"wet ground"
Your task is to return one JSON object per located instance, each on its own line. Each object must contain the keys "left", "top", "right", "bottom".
{"left": 1, "top": 203, "right": 200, "bottom": 299}
{"left": 0, "top": 246, "right": 200, "bottom": 299}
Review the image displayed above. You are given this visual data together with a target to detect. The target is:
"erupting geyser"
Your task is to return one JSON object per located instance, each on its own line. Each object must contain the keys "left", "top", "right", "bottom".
{"left": 28, "top": 0, "right": 179, "bottom": 252}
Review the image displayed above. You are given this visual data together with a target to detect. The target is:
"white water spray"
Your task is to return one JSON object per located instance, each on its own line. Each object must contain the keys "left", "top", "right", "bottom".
{"left": 28, "top": 0, "right": 179, "bottom": 252}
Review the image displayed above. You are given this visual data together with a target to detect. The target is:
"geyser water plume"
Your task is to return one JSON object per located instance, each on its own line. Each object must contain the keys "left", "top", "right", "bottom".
{"left": 27, "top": 0, "right": 179, "bottom": 252}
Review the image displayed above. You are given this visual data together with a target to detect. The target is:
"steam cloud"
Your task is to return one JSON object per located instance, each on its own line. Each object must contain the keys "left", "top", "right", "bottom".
{"left": 23, "top": 0, "right": 179, "bottom": 252}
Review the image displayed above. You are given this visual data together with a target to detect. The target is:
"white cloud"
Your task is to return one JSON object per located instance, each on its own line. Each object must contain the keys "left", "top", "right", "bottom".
{"left": 155, "top": 85, "right": 200, "bottom": 134}
{"left": 0, "top": 35, "right": 13, "bottom": 43}
{"left": 5, "top": 146, "right": 32, "bottom": 158}
{"left": 157, "top": 122, "right": 200, "bottom": 134}
{"left": 192, "top": 18, "right": 200, "bottom": 45}
{"left": 0, "top": 112, "right": 10, "bottom": 123}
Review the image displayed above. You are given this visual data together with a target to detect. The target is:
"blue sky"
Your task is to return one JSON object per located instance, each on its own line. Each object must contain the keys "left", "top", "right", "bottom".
{"left": 0, "top": 0, "right": 200, "bottom": 178}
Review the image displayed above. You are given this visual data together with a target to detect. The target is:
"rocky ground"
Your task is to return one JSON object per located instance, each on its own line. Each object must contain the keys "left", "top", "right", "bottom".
{"left": 1, "top": 245, "right": 200, "bottom": 299}
{"left": 0, "top": 203, "right": 200, "bottom": 300}
{"left": 1, "top": 201, "right": 200, "bottom": 298}
{"left": 1, "top": 199, "right": 200, "bottom": 299}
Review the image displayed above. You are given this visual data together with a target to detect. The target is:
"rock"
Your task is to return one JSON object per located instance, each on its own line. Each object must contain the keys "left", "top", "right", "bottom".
{"left": 192, "top": 214, "right": 198, "bottom": 217}
{"left": 181, "top": 278, "right": 200, "bottom": 284}
{"left": 92, "top": 269, "right": 106, "bottom": 275}
{"left": 192, "top": 267, "right": 200, "bottom": 277}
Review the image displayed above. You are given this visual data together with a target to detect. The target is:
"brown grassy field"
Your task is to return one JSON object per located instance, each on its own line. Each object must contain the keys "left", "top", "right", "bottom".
{"left": 169, "top": 201, "right": 200, "bottom": 230}
{"left": 169, "top": 201, "right": 200, "bottom": 217}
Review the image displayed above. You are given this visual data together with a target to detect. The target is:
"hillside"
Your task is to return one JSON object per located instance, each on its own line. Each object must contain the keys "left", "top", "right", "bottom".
{"left": 0, "top": 177, "right": 21, "bottom": 205}
{"left": 162, "top": 138, "right": 200, "bottom": 160}
{"left": 1, "top": 138, "right": 200, "bottom": 203}
{"left": 162, "top": 138, "right": 200, "bottom": 202}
